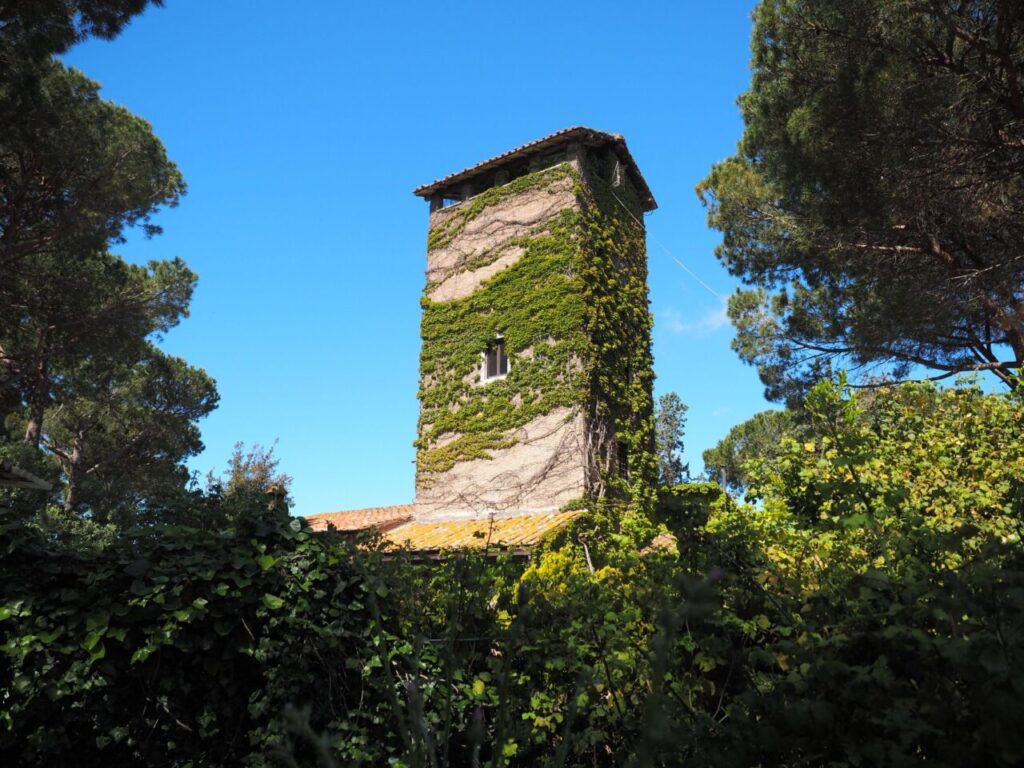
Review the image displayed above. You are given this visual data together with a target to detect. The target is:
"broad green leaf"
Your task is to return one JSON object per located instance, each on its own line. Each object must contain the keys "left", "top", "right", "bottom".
{"left": 262, "top": 593, "right": 284, "bottom": 610}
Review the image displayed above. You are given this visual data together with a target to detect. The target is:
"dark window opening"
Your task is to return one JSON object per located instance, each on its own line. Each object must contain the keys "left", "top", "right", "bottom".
{"left": 433, "top": 152, "right": 573, "bottom": 212}
{"left": 616, "top": 440, "right": 629, "bottom": 479}
{"left": 483, "top": 337, "right": 509, "bottom": 381}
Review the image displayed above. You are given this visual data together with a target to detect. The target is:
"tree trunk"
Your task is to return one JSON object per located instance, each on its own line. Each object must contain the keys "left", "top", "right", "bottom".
{"left": 63, "top": 431, "right": 84, "bottom": 514}
{"left": 23, "top": 333, "right": 49, "bottom": 447}
{"left": 23, "top": 361, "right": 48, "bottom": 446}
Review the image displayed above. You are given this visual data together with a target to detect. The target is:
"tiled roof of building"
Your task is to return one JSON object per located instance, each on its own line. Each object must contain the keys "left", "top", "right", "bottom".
{"left": 413, "top": 126, "right": 657, "bottom": 212}
{"left": 305, "top": 504, "right": 415, "bottom": 533}
{"left": 383, "top": 510, "right": 581, "bottom": 553}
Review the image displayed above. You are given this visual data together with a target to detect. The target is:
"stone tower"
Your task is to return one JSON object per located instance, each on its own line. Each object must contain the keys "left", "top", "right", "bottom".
{"left": 412, "top": 127, "right": 657, "bottom": 518}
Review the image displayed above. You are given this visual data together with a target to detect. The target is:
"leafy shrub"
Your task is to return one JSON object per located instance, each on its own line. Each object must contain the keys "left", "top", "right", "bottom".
{"left": 0, "top": 501, "right": 388, "bottom": 766}
{"left": 3, "top": 381, "right": 1023, "bottom": 767}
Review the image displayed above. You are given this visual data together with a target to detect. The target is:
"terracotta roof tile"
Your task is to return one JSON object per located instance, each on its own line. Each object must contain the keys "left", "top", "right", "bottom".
{"left": 383, "top": 510, "right": 580, "bottom": 552}
{"left": 413, "top": 126, "right": 656, "bottom": 212}
{"left": 305, "top": 504, "right": 415, "bottom": 533}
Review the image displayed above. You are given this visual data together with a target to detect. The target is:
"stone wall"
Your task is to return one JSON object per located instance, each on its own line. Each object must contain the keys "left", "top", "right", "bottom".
{"left": 415, "top": 407, "right": 588, "bottom": 516}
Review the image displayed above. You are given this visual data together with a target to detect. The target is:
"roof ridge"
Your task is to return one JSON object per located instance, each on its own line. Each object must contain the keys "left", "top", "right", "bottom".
{"left": 307, "top": 503, "right": 415, "bottom": 519}
{"left": 412, "top": 126, "right": 656, "bottom": 211}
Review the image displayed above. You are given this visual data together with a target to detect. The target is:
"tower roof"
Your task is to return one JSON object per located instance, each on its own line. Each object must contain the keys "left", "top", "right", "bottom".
{"left": 413, "top": 126, "right": 657, "bottom": 212}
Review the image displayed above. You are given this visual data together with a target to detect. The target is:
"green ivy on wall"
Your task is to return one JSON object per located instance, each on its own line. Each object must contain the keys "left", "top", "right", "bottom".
{"left": 416, "top": 153, "right": 656, "bottom": 513}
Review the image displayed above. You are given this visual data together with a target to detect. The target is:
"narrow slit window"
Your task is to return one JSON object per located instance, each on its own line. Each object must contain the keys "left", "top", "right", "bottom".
{"left": 482, "top": 337, "right": 509, "bottom": 381}
{"left": 616, "top": 440, "right": 629, "bottom": 479}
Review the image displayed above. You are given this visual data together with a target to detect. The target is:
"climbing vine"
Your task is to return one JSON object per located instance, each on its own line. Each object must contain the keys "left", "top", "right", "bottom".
{"left": 416, "top": 151, "right": 656, "bottom": 513}
{"left": 576, "top": 151, "right": 658, "bottom": 514}
{"left": 426, "top": 165, "right": 573, "bottom": 253}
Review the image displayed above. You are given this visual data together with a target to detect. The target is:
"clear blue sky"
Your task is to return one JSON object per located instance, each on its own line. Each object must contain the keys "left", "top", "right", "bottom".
{"left": 64, "top": 0, "right": 771, "bottom": 517}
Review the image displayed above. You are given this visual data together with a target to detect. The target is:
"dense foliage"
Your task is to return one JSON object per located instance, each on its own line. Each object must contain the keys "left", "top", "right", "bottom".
{"left": 4, "top": 381, "right": 1022, "bottom": 766}
{"left": 702, "top": 407, "right": 795, "bottom": 492}
{"left": 211, "top": 441, "right": 294, "bottom": 500}
{"left": 0, "top": 0, "right": 161, "bottom": 64}
{"left": 0, "top": 11, "right": 218, "bottom": 523}
{"left": 699, "top": 0, "right": 1024, "bottom": 403}
{"left": 0, "top": 499, "right": 388, "bottom": 766}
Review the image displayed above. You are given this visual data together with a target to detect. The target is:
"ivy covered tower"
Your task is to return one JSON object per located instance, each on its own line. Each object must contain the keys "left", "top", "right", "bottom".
{"left": 412, "top": 127, "right": 657, "bottom": 519}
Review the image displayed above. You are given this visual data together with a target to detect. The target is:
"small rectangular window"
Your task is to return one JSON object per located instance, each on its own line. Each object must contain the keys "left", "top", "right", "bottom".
{"left": 482, "top": 337, "right": 509, "bottom": 381}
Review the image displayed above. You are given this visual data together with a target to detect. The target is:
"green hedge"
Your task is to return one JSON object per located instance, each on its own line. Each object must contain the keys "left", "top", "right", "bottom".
{"left": 3, "top": 382, "right": 1023, "bottom": 767}
{"left": 0, "top": 505, "right": 391, "bottom": 765}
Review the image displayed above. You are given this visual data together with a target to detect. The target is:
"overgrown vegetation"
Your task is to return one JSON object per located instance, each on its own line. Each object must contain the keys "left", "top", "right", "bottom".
{"left": 417, "top": 155, "right": 656, "bottom": 507}
{"left": 417, "top": 166, "right": 588, "bottom": 476}
{"left": 3, "top": 1, "right": 1023, "bottom": 765}
{"left": 0, "top": 3, "right": 219, "bottom": 526}
{"left": 702, "top": 407, "right": 795, "bottom": 493}
{"left": 4, "top": 381, "right": 1022, "bottom": 766}
{"left": 0, "top": 497, "right": 386, "bottom": 765}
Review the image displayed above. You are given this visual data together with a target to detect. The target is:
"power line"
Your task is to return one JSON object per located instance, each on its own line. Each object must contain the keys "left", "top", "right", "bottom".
{"left": 599, "top": 177, "right": 726, "bottom": 302}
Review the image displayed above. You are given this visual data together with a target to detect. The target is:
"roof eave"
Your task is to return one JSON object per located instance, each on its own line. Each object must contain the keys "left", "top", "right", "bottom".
{"left": 413, "top": 126, "right": 657, "bottom": 212}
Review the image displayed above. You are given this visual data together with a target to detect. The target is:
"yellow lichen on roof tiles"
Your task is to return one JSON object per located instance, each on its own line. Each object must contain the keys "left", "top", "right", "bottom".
{"left": 383, "top": 510, "right": 580, "bottom": 551}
